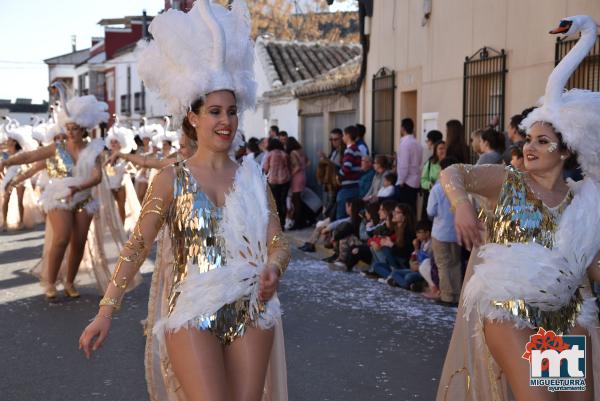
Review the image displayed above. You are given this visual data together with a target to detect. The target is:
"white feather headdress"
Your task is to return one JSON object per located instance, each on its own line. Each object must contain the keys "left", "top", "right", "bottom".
{"left": 521, "top": 15, "right": 600, "bottom": 180}
{"left": 137, "top": 0, "right": 256, "bottom": 120}
{"left": 57, "top": 95, "right": 109, "bottom": 129}
{"left": 6, "top": 125, "right": 38, "bottom": 152}
{"left": 105, "top": 125, "right": 137, "bottom": 154}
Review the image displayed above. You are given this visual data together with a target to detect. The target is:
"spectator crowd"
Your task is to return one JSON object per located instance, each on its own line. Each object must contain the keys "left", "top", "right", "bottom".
{"left": 240, "top": 109, "right": 537, "bottom": 307}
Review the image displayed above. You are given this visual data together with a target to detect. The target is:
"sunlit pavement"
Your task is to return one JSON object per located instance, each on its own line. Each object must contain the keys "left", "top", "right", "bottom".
{"left": 0, "top": 226, "right": 454, "bottom": 401}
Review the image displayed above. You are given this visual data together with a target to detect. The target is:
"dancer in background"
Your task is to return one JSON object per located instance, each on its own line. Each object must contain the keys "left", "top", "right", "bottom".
{"left": 134, "top": 118, "right": 161, "bottom": 201}
{"left": 104, "top": 122, "right": 140, "bottom": 229}
{"left": 0, "top": 120, "right": 41, "bottom": 230}
{"left": 436, "top": 15, "right": 600, "bottom": 401}
{"left": 0, "top": 88, "right": 118, "bottom": 300}
{"left": 79, "top": 2, "right": 289, "bottom": 401}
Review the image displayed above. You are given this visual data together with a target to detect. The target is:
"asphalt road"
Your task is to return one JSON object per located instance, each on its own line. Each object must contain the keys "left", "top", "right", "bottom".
{"left": 0, "top": 225, "right": 454, "bottom": 401}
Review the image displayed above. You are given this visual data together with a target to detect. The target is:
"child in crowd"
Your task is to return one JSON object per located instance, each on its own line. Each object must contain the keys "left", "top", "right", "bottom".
{"left": 345, "top": 201, "right": 381, "bottom": 271}
{"left": 383, "top": 220, "right": 431, "bottom": 289}
{"left": 509, "top": 143, "right": 525, "bottom": 171}
{"left": 427, "top": 156, "right": 462, "bottom": 306}
{"left": 377, "top": 172, "right": 397, "bottom": 199}
{"left": 367, "top": 202, "right": 415, "bottom": 280}
{"left": 298, "top": 199, "right": 353, "bottom": 253}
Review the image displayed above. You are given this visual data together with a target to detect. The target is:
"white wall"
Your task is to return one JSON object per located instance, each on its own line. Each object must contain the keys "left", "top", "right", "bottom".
{"left": 243, "top": 98, "right": 299, "bottom": 139}
{"left": 109, "top": 48, "right": 167, "bottom": 127}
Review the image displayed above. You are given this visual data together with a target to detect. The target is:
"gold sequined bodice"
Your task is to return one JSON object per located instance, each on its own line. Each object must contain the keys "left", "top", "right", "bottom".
{"left": 46, "top": 141, "right": 73, "bottom": 178}
{"left": 484, "top": 167, "right": 581, "bottom": 334}
{"left": 167, "top": 162, "right": 226, "bottom": 312}
{"left": 483, "top": 167, "right": 572, "bottom": 249}
{"left": 166, "top": 162, "right": 253, "bottom": 344}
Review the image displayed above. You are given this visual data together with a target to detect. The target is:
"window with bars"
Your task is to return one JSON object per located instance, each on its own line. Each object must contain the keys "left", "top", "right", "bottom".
{"left": 120, "top": 94, "right": 130, "bottom": 114}
{"left": 463, "top": 47, "right": 507, "bottom": 152}
{"left": 371, "top": 67, "right": 395, "bottom": 156}
{"left": 555, "top": 34, "right": 600, "bottom": 91}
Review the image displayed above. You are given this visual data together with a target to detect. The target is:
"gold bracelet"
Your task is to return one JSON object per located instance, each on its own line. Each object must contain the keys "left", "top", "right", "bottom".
{"left": 96, "top": 313, "right": 113, "bottom": 320}
{"left": 99, "top": 297, "right": 121, "bottom": 311}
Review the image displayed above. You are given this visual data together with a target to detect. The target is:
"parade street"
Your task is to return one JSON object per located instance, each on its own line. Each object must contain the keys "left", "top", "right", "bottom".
{"left": 0, "top": 226, "right": 454, "bottom": 401}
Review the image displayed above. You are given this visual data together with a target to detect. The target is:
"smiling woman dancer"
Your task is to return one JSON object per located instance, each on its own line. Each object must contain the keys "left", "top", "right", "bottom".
{"left": 79, "top": 2, "right": 290, "bottom": 401}
{"left": 0, "top": 90, "right": 109, "bottom": 299}
{"left": 436, "top": 16, "right": 600, "bottom": 401}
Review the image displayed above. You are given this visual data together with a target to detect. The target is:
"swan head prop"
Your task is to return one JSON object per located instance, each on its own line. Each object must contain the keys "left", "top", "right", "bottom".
{"left": 522, "top": 15, "right": 600, "bottom": 180}
{"left": 137, "top": 0, "right": 256, "bottom": 121}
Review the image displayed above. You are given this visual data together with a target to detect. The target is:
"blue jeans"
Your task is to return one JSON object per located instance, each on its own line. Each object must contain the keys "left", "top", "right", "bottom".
{"left": 391, "top": 269, "right": 423, "bottom": 289}
{"left": 371, "top": 247, "right": 408, "bottom": 278}
{"left": 335, "top": 184, "right": 359, "bottom": 219}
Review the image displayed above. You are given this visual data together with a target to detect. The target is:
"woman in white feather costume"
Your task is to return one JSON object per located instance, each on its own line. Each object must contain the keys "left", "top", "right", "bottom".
{"left": 104, "top": 123, "right": 141, "bottom": 231}
{"left": 436, "top": 16, "right": 600, "bottom": 401}
{"left": 79, "top": 2, "right": 290, "bottom": 401}
{"left": 0, "top": 123, "right": 43, "bottom": 230}
{"left": 0, "top": 90, "right": 111, "bottom": 300}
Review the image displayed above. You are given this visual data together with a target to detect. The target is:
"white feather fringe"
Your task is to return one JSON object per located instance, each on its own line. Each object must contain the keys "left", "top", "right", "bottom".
{"left": 40, "top": 139, "right": 104, "bottom": 212}
{"left": 152, "top": 156, "right": 280, "bottom": 339}
{"left": 464, "top": 177, "right": 600, "bottom": 331}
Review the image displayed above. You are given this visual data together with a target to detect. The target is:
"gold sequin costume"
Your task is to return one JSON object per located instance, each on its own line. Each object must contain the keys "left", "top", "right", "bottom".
{"left": 436, "top": 164, "right": 600, "bottom": 401}
{"left": 47, "top": 140, "right": 73, "bottom": 179}
{"left": 479, "top": 166, "right": 581, "bottom": 334}
{"left": 167, "top": 161, "right": 259, "bottom": 344}
{"left": 40, "top": 140, "right": 101, "bottom": 213}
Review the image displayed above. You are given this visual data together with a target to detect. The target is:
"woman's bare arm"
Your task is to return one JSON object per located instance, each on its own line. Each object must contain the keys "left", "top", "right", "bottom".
{"left": 2, "top": 144, "right": 56, "bottom": 168}
{"left": 6, "top": 161, "right": 46, "bottom": 188}
{"left": 119, "top": 152, "right": 174, "bottom": 169}
{"left": 79, "top": 167, "right": 174, "bottom": 358}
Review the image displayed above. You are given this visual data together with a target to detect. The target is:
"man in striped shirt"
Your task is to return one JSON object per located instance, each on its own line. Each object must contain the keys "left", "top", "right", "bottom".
{"left": 336, "top": 125, "right": 362, "bottom": 218}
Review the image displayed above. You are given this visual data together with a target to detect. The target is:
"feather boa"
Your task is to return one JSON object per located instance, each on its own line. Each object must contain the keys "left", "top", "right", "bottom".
{"left": 40, "top": 139, "right": 104, "bottom": 213}
{"left": 464, "top": 177, "right": 600, "bottom": 330}
{"left": 153, "top": 156, "right": 280, "bottom": 338}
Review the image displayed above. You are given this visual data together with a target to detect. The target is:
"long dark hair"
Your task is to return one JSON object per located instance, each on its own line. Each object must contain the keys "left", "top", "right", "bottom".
{"left": 481, "top": 127, "right": 505, "bottom": 153}
{"left": 285, "top": 136, "right": 302, "bottom": 154}
{"left": 446, "top": 120, "right": 469, "bottom": 163}
{"left": 394, "top": 203, "right": 416, "bottom": 248}
{"left": 267, "top": 137, "right": 284, "bottom": 151}
{"left": 350, "top": 198, "right": 364, "bottom": 236}
{"left": 430, "top": 140, "right": 446, "bottom": 163}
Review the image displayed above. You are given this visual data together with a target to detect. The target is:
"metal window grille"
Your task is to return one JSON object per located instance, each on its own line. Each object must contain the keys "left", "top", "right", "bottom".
{"left": 463, "top": 47, "right": 507, "bottom": 151}
{"left": 134, "top": 92, "right": 141, "bottom": 112}
{"left": 120, "top": 94, "right": 129, "bottom": 114}
{"left": 555, "top": 34, "right": 600, "bottom": 91}
{"left": 371, "top": 67, "right": 395, "bottom": 155}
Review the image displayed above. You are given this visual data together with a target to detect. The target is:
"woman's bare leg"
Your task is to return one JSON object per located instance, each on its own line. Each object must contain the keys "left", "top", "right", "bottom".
{"left": 16, "top": 186, "right": 25, "bottom": 225}
{"left": 136, "top": 181, "right": 148, "bottom": 203}
{"left": 65, "top": 210, "right": 93, "bottom": 284}
{"left": 484, "top": 320, "right": 557, "bottom": 401}
{"left": 1, "top": 188, "right": 10, "bottom": 229}
{"left": 46, "top": 209, "right": 74, "bottom": 285}
{"left": 165, "top": 328, "right": 228, "bottom": 401}
{"left": 224, "top": 326, "right": 274, "bottom": 401}
{"left": 112, "top": 187, "right": 126, "bottom": 223}
{"left": 559, "top": 325, "right": 593, "bottom": 401}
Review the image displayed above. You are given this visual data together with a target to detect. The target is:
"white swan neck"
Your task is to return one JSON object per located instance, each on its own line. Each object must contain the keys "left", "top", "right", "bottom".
{"left": 545, "top": 19, "right": 597, "bottom": 106}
